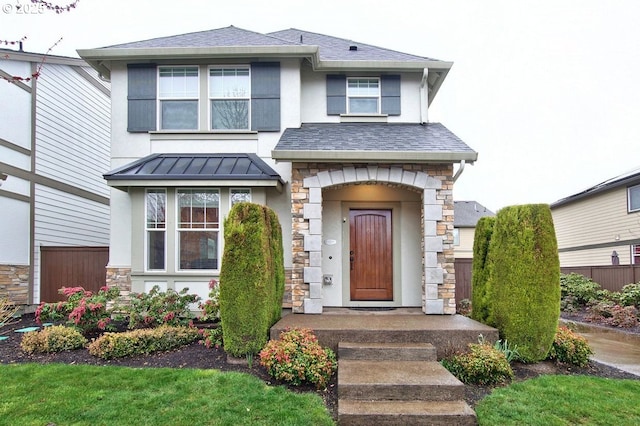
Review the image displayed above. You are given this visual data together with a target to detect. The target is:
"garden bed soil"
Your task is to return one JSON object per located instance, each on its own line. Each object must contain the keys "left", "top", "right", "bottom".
{"left": 1, "top": 312, "right": 639, "bottom": 421}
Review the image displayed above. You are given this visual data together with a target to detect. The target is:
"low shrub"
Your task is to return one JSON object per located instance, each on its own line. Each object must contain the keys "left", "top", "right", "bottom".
{"left": 620, "top": 283, "right": 640, "bottom": 308}
{"left": 20, "top": 325, "right": 87, "bottom": 354}
{"left": 35, "top": 286, "right": 120, "bottom": 333}
{"left": 547, "top": 326, "right": 593, "bottom": 367}
{"left": 560, "top": 273, "right": 602, "bottom": 307}
{"left": 88, "top": 326, "right": 199, "bottom": 359}
{"left": 457, "top": 299, "right": 472, "bottom": 317}
{"left": 0, "top": 297, "right": 20, "bottom": 328}
{"left": 441, "top": 342, "right": 514, "bottom": 385}
{"left": 259, "top": 328, "right": 337, "bottom": 390}
{"left": 604, "top": 305, "right": 639, "bottom": 328}
{"left": 198, "top": 326, "right": 223, "bottom": 349}
{"left": 198, "top": 279, "right": 220, "bottom": 322}
{"left": 125, "top": 285, "right": 200, "bottom": 329}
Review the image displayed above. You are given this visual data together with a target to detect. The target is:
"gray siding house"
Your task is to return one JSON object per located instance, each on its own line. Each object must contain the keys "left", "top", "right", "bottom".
{"left": 78, "top": 26, "right": 477, "bottom": 315}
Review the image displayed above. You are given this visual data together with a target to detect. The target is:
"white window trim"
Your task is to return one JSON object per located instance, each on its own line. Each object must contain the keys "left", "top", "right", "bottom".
{"left": 628, "top": 184, "right": 640, "bottom": 213}
{"left": 632, "top": 244, "right": 640, "bottom": 265}
{"left": 144, "top": 188, "right": 167, "bottom": 273}
{"left": 346, "top": 77, "right": 381, "bottom": 114}
{"left": 208, "top": 65, "right": 251, "bottom": 131}
{"left": 157, "top": 65, "right": 200, "bottom": 131}
{"left": 230, "top": 188, "right": 252, "bottom": 208}
{"left": 175, "top": 188, "right": 221, "bottom": 273}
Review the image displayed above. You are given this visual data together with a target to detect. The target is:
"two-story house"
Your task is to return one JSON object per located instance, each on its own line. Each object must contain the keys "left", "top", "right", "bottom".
{"left": 0, "top": 48, "right": 111, "bottom": 306}
{"left": 78, "top": 26, "right": 477, "bottom": 315}
{"left": 551, "top": 168, "right": 640, "bottom": 267}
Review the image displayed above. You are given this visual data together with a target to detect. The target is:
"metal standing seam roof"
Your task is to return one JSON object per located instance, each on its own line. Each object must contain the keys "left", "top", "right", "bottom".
{"left": 104, "top": 153, "right": 284, "bottom": 184}
{"left": 272, "top": 122, "right": 477, "bottom": 163}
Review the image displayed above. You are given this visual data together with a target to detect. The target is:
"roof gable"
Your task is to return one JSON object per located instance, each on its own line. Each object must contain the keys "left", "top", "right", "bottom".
{"left": 551, "top": 167, "right": 640, "bottom": 208}
{"left": 454, "top": 201, "right": 495, "bottom": 227}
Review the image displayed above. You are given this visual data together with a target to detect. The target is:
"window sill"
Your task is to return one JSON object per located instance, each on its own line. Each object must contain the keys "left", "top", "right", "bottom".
{"left": 150, "top": 131, "right": 259, "bottom": 141}
{"left": 340, "top": 114, "right": 389, "bottom": 123}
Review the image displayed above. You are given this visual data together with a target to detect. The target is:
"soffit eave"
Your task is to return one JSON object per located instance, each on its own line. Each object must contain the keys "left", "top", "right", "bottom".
{"left": 271, "top": 150, "right": 477, "bottom": 164}
{"left": 107, "top": 178, "right": 284, "bottom": 193}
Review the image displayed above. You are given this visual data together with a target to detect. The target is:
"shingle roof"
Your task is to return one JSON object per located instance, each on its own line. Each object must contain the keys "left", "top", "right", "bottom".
{"left": 551, "top": 167, "right": 640, "bottom": 208}
{"left": 104, "top": 26, "right": 297, "bottom": 49}
{"left": 104, "top": 153, "right": 283, "bottom": 183}
{"left": 454, "top": 201, "right": 495, "bottom": 227}
{"left": 268, "top": 28, "right": 437, "bottom": 62}
{"left": 274, "top": 123, "right": 474, "bottom": 153}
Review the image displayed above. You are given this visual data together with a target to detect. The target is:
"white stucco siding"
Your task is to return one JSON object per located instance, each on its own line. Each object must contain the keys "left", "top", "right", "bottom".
{"left": 35, "top": 64, "right": 111, "bottom": 197}
{"left": 0, "top": 61, "right": 31, "bottom": 149}
{"left": 553, "top": 187, "right": 640, "bottom": 266}
{"left": 299, "top": 69, "right": 423, "bottom": 123}
{"left": 108, "top": 188, "right": 132, "bottom": 267}
{"left": 0, "top": 197, "right": 30, "bottom": 264}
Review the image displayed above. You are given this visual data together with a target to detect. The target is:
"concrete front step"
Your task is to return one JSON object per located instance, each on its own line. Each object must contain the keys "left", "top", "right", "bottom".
{"left": 338, "top": 359, "right": 465, "bottom": 401}
{"left": 338, "top": 399, "right": 477, "bottom": 426}
{"left": 339, "top": 341, "right": 437, "bottom": 361}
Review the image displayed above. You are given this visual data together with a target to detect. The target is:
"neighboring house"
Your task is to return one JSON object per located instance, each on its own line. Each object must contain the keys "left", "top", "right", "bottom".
{"left": 78, "top": 26, "right": 477, "bottom": 315}
{"left": 0, "top": 49, "right": 111, "bottom": 305}
{"left": 453, "top": 200, "right": 495, "bottom": 259}
{"left": 551, "top": 168, "right": 640, "bottom": 267}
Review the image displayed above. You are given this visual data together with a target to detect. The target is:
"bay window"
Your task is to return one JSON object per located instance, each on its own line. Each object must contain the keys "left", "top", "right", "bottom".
{"left": 146, "top": 189, "right": 166, "bottom": 271}
{"left": 177, "top": 189, "right": 220, "bottom": 270}
{"left": 230, "top": 188, "right": 252, "bottom": 206}
{"left": 158, "top": 66, "right": 199, "bottom": 130}
{"left": 209, "top": 67, "right": 250, "bottom": 130}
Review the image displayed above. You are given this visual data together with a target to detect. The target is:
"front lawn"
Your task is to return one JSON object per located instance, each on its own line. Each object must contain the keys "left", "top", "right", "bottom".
{"left": 476, "top": 375, "right": 640, "bottom": 425}
{"left": 0, "top": 363, "right": 334, "bottom": 426}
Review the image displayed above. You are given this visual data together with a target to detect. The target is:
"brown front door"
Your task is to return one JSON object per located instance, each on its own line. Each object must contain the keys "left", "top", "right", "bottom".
{"left": 349, "top": 209, "right": 393, "bottom": 301}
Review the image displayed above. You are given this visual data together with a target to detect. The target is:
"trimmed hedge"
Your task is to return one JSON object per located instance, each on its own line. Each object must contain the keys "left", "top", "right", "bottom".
{"left": 20, "top": 325, "right": 87, "bottom": 354}
{"left": 486, "top": 204, "right": 560, "bottom": 362}
{"left": 471, "top": 216, "right": 495, "bottom": 323}
{"left": 220, "top": 203, "right": 285, "bottom": 357}
{"left": 87, "top": 326, "right": 199, "bottom": 359}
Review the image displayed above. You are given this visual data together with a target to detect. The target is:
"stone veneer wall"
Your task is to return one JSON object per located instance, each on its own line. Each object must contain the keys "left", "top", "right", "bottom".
{"left": 290, "top": 163, "right": 456, "bottom": 315}
{"left": 106, "top": 267, "right": 132, "bottom": 303}
{"left": 0, "top": 265, "right": 29, "bottom": 305}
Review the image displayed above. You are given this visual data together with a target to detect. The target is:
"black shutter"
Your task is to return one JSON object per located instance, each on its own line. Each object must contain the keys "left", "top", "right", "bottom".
{"left": 127, "top": 64, "right": 157, "bottom": 132}
{"left": 251, "top": 62, "right": 280, "bottom": 131}
{"left": 326, "top": 74, "right": 346, "bottom": 115}
{"left": 381, "top": 75, "right": 401, "bottom": 115}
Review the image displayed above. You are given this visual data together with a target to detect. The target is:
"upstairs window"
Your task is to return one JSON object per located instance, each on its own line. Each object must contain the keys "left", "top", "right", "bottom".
{"left": 633, "top": 245, "right": 640, "bottom": 265}
{"left": 177, "top": 189, "right": 220, "bottom": 270}
{"left": 210, "top": 67, "right": 250, "bottom": 130}
{"left": 629, "top": 184, "right": 640, "bottom": 213}
{"left": 347, "top": 78, "right": 380, "bottom": 114}
{"left": 158, "top": 67, "right": 199, "bottom": 130}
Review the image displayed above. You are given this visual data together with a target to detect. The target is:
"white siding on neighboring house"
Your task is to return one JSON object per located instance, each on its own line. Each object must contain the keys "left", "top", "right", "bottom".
{"left": 0, "top": 198, "right": 29, "bottom": 264}
{"left": 0, "top": 65, "right": 31, "bottom": 150}
{"left": 454, "top": 228, "right": 476, "bottom": 259}
{"left": 553, "top": 186, "right": 640, "bottom": 266}
{"left": 33, "top": 185, "right": 110, "bottom": 302}
{"left": 35, "top": 64, "right": 110, "bottom": 197}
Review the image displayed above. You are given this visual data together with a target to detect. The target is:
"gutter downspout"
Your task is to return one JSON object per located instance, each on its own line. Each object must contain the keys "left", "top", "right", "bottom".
{"left": 453, "top": 160, "right": 466, "bottom": 183}
{"left": 419, "top": 68, "right": 428, "bottom": 124}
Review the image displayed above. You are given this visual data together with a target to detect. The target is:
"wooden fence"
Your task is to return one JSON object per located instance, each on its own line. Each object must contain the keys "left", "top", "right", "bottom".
{"left": 453, "top": 260, "right": 640, "bottom": 305}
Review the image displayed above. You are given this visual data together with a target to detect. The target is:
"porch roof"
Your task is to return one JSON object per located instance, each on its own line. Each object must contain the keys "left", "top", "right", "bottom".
{"left": 272, "top": 123, "right": 477, "bottom": 163}
{"left": 103, "top": 153, "right": 284, "bottom": 190}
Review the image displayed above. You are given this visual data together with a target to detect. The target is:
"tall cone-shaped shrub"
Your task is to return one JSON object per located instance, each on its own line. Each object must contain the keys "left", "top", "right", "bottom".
{"left": 219, "top": 202, "right": 285, "bottom": 357}
{"left": 471, "top": 216, "right": 495, "bottom": 323}
{"left": 486, "top": 204, "right": 560, "bottom": 362}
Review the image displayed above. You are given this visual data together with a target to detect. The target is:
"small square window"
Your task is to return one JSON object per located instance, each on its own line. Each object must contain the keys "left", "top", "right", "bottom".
{"left": 347, "top": 78, "right": 380, "bottom": 114}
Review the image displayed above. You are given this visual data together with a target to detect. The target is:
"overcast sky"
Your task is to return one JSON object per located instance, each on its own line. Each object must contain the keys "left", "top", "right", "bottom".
{"left": 3, "top": 0, "right": 639, "bottom": 212}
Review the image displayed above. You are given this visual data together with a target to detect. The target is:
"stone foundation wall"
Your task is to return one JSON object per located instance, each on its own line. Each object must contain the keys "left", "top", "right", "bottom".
{"left": 106, "top": 267, "right": 132, "bottom": 304}
{"left": 0, "top": 265, "right": 30, "bottom": 305}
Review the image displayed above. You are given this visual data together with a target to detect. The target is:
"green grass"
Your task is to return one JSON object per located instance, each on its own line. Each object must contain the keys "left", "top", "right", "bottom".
{"left": 0, "top": 363, "right": 334, "bottom": 426}
{"left": 476, "top": 375, "right": 640, "bottom": 425}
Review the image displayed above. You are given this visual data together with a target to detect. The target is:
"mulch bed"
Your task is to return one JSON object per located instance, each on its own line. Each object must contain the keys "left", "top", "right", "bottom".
{"left": 1, "top": 311, "right": 639, "bottom": 421}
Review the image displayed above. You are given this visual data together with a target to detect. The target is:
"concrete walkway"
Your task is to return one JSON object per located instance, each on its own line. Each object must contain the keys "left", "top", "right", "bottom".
{"left": 563, "top": 320, "right": 640, "bottom": 377}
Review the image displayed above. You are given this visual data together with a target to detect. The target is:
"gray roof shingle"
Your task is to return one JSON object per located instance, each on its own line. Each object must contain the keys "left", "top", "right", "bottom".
{"left": 274, "top": 123, "right": 474, "bottom": 153}
{"left": 104, "top": 25, "right": 297, "bottom": 49}
{"left": 454, "top": 201, "right": 495, "bottom": 227}
{"left": 267, "top": 28, "right": 437, "bottom": 62}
